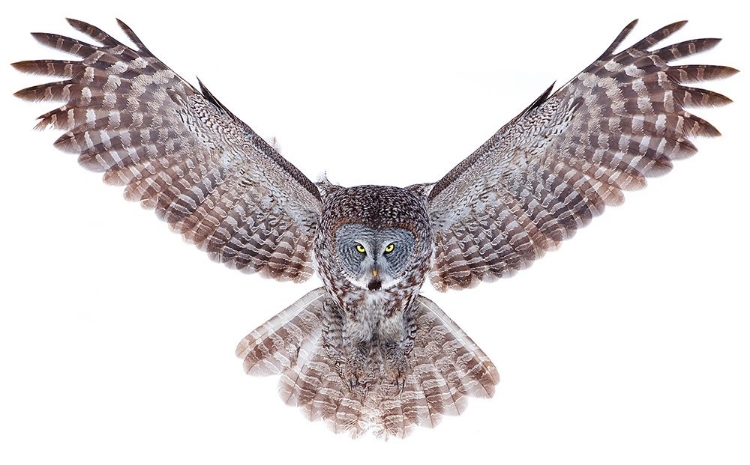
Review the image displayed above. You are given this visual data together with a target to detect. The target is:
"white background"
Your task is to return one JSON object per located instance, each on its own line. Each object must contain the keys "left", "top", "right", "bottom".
{"left": 1, "top": 1, "right": 747, "bottom": 464}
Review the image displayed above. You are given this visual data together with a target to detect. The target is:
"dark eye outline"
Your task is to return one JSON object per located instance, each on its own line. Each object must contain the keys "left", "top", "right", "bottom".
{"left": 384, "top": 243, "right": 395, "bottom": 254}
{"left": 355, "top": 244, "right": 366, "bottom": 254}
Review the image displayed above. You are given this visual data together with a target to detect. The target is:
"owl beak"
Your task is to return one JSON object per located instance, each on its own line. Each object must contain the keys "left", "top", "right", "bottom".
{"left": 372, "top": 269, "right": 378, "bottom": 278}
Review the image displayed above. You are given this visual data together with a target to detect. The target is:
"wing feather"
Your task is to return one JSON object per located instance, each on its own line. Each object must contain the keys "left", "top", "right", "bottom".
{"left": 13, "top": 19, "right": 321, "bottom": 282}
{"left": 427, "top": 20, "right": 736, "bottom": 291}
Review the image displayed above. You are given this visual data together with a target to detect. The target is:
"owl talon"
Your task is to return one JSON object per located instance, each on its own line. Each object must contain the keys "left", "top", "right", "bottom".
{"left": 395, "top": 376, "right": 406, "bottom": 394}
{"left": 389, "top": 371, "right": 406, "bottom": 394}
{"left": 345, "top": 368, "right": 361, "bottom": 390}
{"left": 343, "top": 346, "right": 375, "bottom": 392}
{"left": 382, "top": 344, "right": 408, "bottom": 393}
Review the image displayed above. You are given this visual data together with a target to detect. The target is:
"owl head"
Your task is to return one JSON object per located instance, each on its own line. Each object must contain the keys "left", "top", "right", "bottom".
{"left": 320, "top": 185, "right": 432, "bottom": 292}
{"left": 334, "top": 223, "right": 416, "bottom": 290}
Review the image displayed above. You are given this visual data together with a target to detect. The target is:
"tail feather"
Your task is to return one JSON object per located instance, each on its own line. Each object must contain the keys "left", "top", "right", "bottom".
{"left": 236, "top": 290, "right": 499, "bottom": 439}
{"left": 236, "top": 288, "right": 327, "bottom": 376}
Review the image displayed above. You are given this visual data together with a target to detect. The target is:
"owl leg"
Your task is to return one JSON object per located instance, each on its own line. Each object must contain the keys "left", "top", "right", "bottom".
{"left": 321, "top": 299, "right": 380, "bottom": 392}
{"left": 380, "top": 306, "right": 417, "bottom": 393}
{"left": 381, "top": 341, "right": 407, "bottom": 392}
{"left": 343, "top": 342, "right": 372, "bottom": 389}
{"left": 337, "top": 340, "right": 383, "bottom": 395}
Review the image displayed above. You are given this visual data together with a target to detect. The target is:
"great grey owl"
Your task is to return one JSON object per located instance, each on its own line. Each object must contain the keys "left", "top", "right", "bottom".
{"left": 13, "top": 19, "right": 735, "bottom": 438}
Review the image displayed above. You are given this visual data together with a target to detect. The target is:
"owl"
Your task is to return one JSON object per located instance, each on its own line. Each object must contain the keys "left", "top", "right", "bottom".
{"left": 13, "top": 19, "right": 734, "bottom": 438}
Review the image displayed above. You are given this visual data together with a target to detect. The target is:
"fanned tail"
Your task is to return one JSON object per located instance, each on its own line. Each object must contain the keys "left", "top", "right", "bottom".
{"left": 236, "top": 290, "right": 498, "bottom": 439}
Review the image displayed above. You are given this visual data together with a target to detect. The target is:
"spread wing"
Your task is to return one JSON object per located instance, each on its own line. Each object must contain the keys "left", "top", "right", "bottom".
{"left": 426, "top": 20, "right": 736, "bottom": 291}
{"left": 13, "top": 19, "right": 321, "bottom": 282}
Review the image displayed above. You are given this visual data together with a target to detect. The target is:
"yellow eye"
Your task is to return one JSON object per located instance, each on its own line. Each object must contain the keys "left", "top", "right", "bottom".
{"left": 384, "top": 243, "right": 395, "bottom": 253}
{"left": 356, "top": 244, "right": 366, "bottom": 254}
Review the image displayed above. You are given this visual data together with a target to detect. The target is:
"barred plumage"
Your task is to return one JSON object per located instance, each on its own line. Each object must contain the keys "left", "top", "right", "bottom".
{"left": 426, "top": 20, "right": 735, "bottom": 291}
{"left": 236, "top": 289, "right": 497, "bottom": 438}
{"left": 13, "top": 18, "right": 734, "bottom": 438}
{"left": 14, "top": 19, "right": 320, "bottom": 282}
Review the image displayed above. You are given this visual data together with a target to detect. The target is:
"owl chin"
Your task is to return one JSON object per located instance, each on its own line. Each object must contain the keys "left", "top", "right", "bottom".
{"left": 346, "top": 273, "right": 396, "bottom": 292}
{"left": 366, "top": 278, "right": 400, "bottom": 291}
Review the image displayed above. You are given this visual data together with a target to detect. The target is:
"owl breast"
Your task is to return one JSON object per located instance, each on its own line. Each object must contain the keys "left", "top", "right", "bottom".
{"left": 346, "top": 290, "right": 402, "bottom": 342}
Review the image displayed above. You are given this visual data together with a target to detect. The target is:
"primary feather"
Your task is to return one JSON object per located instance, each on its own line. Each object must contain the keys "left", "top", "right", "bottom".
{"left": 14, "top": 18, "right": 321, "bottom": 282}
{"left": 426, "top": 20, "right": 736, "bottom": 291}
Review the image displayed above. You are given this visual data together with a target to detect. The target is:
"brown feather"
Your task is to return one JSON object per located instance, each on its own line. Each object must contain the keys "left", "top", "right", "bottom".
{"left": 427, "top": 21, "right": 733, "bottom": 291}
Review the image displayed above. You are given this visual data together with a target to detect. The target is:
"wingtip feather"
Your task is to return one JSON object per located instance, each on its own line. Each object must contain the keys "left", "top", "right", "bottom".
{"left": 10, "top": 61, "right": 27, "bottom": 72}
{"left": 598, "top": 19, "right": 639, "bottom": 59}
{"left": 724, "top": 66, "right": 740, "bottom": 78}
